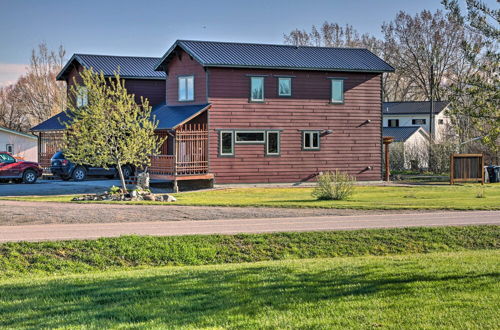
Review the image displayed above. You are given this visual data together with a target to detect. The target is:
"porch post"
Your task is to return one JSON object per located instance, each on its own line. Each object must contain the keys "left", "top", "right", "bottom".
{"left": 173, "top": 131, "right": 179, "bottom": 193}
{"left": 383, "top": 137, "right": 393, "bottom": 182}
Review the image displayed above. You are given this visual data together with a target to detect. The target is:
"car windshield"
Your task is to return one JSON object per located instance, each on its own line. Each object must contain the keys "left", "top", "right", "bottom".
{"left": 52, "top": 151, "right": 65, "bottom": 159}
{"left": 0, "top": 153, "right": 15, "bottom": 163}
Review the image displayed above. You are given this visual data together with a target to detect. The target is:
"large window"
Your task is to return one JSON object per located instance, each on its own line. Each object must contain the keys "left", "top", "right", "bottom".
{"left": 76, "top": 87, "right": 88, "bottom": 108}
{"left": 303, "top": 131, "right": 320, "bottom": 150}
{"left": 250, "top": 77, "right": 264, "bottom": 101}
{"left": 220, "top": 131, "right": 234, "bottom": 156}
{"left": 278, "top": 77, "right": 291, "bottom": 96}
{"left": 331, "top": 79, "right": 344, "bottom": 103}
{"left": 178, "top": 76, "right": 194, "bottom": 101}
{"left": 266, "top": 131, "right": 280, "bottom": 155}
{"left": 388, "top": 119, "right": 399, "bottom": 127}
{"left": 235, "top": 131, "right": 265, "bottom": 143}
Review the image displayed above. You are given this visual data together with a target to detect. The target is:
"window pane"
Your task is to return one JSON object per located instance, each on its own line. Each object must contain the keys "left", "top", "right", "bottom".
{"left": 279, "top": 78, "right": 291, "bottom": 96}
{"left": 251, "top": 77, "right": 264, "bottom": 101}
{"left": 267, "top": 132, "right": 279, "bottom": 154}
{"left": 187, "top": 76, "right": 194, "bottom": 100}
{"left": 304, "top": 132, "right": 311, "bottom": 148}
{"left": 236, "top": 132, "right": 265, "bottom": 142}
{"left": 221, "top": 132, "right": 233, "bottom": 154}
{"left": 178, "top": 77, "right": 186, "bottom": 101}
{"left": 331, "top": 80, "right": 344, "bottom": 103}
{"left": 312, "top": 132, "right": 319, "bottom": 148}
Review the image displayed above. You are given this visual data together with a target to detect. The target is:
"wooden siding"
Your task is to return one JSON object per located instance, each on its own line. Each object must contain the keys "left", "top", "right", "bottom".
{"left": 65, "top": 64, "right": 166, "bottom": 107}
{"left": 207, "top": 67, "right": 382, "bottom": 183}
{"left": 165, "top": 49, "right": 207, "bottom": 106}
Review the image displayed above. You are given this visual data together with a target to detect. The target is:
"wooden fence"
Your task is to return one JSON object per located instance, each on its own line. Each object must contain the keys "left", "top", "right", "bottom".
{"left": 450, "top": 154, "right": 484, "bottom": 184}
{"left": 38, "top": 131, "right": 64, "bottom": 172}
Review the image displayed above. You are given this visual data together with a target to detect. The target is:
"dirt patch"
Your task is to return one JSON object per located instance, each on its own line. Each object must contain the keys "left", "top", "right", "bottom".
{"left": 0, "top": 200, "right": 438, "bottom": 226}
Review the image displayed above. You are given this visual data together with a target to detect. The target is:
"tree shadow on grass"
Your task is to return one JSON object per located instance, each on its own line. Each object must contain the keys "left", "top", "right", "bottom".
{"left": 0, "top": 265, "right": 497, "bottom": 328}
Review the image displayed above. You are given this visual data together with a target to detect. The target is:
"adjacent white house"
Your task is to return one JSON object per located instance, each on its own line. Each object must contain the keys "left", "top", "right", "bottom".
{"left": 0, "top": 126, "right": 38, "bottom": 162}
{"left": 382, "top": 101, "right": 452, "bottom": 142}
{"left": 383, "top": 126, "right": 430, "bottom": 169}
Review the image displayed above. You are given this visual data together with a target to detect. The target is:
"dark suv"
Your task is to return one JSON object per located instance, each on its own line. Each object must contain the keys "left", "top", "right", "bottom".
{"left": 50, "top": 151, "right": 134, "bottom": 181}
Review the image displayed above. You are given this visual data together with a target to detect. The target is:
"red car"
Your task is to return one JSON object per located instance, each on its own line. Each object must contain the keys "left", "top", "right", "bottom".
{"left": 0, "top": 152, "right": 43, "bottom": 184}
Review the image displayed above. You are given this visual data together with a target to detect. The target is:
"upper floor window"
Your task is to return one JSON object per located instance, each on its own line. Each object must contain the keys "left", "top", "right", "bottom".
{"left": 412, "top": 119, "right": 426, "bottom": 125}
{"left": 331, "top": 79, "right": 344, "bottom": 103}
{"left": 438, "top": 119, "right": 444, "bottom": 125}
{"left": 278, "top": 77, "right": 291, "bottom": 97}
{"left": 303, "top": 131, "right": 320, "bottom": 150}
{"left": 178, "top": 76, "right": 194, "bottom": 101}
{"left": 250, "top": 76, "right": 264, "bottom": 102}
{"left": 76, "top": 87, "right": 88, "bottom": 108}
{"left": 388, "top": 119, "right": 399, "bottom": 127}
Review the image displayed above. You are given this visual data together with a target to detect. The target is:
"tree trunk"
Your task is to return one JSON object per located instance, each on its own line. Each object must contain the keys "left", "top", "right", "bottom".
{"left": 116, "top": 162, "right": 127, "bottom": 193}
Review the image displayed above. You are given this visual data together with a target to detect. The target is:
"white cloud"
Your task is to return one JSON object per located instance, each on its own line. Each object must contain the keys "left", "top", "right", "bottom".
{"left": 0, "top": 63, "right": 28, "bottom": 87}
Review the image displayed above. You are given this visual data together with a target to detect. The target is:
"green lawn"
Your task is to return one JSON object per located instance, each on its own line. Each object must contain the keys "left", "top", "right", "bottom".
{"left": 4, "top": 184, "right": 500, "bottom": 210}
{"left": 1, "top": 250, "right": 498, "bottom": 329}
{"left": 1, "top": 226, "right": 498, "bottom": 277}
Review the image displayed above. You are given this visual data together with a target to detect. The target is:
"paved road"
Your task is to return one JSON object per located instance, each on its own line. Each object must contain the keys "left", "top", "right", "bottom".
{"left": 0, "top": 179, "right": 171, "bottom": 197}
{"left": 1, "top": 211, "right": 498, "bottom": 242}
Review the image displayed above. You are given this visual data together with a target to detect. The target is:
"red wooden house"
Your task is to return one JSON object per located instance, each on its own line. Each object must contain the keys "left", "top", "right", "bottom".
{"left": 32, "top": 40, "right": 394, "bottom": 189}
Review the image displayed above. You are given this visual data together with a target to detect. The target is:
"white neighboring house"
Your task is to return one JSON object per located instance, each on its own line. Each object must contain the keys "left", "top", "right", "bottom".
{"left": 383, "top": 101, "right": 452, "bottom": 142}
{"left": 0, "top": 126, "right": 38, "bottom": 162}
{"left": 383, "top": 126, "right": 430, "bottom": 169}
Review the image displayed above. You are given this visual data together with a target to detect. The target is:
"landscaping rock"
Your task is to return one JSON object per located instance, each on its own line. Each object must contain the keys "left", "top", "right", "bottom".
{"left": 166, "top": 194, "right": 177, "bottom": 202}
{"left": 143, "top": 194, "right": 155, "bottom": 201}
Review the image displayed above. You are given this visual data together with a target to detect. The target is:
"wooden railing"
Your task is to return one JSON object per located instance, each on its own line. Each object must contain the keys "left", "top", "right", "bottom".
{"left": 150, "top": 155, "right": 176, "bottom": 175}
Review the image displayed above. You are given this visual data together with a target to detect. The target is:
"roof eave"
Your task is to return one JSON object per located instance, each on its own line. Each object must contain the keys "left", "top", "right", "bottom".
{"left": 155, "top": 41, "right": 207, "bottom": 71}
{"left": 171, "top": 104, "right": 211, "bottom": 129}
{"left": 202, "top": 63, "right": 394, "bottom": 73}
{"left": 56, "top": 54, "right": 81, "bottom": 81}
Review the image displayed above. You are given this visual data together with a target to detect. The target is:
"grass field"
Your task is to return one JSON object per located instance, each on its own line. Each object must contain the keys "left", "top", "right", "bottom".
{"left": 1, "top": 226, "right": 498, "bottom": 277}
{"left": 1, "top": 250, "right": 498, "bottom": 329}
{"left": 3, "top": 184, "right": 500, "bottom": 210}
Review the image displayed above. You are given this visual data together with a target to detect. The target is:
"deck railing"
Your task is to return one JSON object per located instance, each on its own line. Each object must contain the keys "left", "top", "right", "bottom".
{"left": 150, "top": 155, "right": 176, "bottom": 175}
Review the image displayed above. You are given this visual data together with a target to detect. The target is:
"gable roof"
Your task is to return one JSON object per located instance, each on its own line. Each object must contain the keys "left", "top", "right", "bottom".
{"left": 57, "top": 54, "right": 165, "bottom": 81}
{"left": 156, "top": 40, "right": 395, "bottom": 73}
{"left": 383, "top": 126, "right": 429, "bottom": 142}
{"left": 151, "top": 103, "right": 210, "bottom": 130}
{"left": 383, "top": 101, "right": 449, "bottom": 115}
{"left": 30, "top": 111, "right": 73, "bottom": 131}
{"left": 0, "top": 126, "right": 37, "bottom": 139}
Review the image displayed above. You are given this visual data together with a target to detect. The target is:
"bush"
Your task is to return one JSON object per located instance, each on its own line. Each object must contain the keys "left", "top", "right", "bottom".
{"left": 312, "top": 170, "right": 355, "bottom": 200}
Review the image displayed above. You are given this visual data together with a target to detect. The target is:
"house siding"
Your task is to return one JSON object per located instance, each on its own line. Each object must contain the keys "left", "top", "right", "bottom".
{"left": 207, "top": 67, "right": 382, "bottom": 183}
{"left": 165, "top": 49, "right": 207, "bottom": 106}
{"left": 66, "top": 63, "right": 166, "bottom": 107}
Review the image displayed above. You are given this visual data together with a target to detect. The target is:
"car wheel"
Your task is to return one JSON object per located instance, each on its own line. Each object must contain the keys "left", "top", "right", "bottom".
{"left": 72, "top": 166, "right": 87, "bottom": 181}
{"left": 121, "top": 165, "right": 133, "bottom": 179}
{"left": 22, "top": 170, "right": 38, "bottom": 184}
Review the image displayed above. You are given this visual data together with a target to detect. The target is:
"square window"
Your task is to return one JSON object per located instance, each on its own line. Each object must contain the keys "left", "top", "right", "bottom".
{"left": 266, "top": 132, "right": 280, "bottom": 155}
{"left": 178, "top": 76, "right": 194, "bottom": 101}
{"left": 388, "top": 119, "right": 399, "bottom": 127}
{"left": 250, "top": 77, "right": 264, "bottom": 101}
{"left": 438, "top": 119, "right": 444, "bottom": 125}
{"left": 278, "top": 78, "right": 291, "bottom": 96}
{"left": 220, "top": 131, "right": 234, "bottom": 155}
{"left": 303, "top": 131, "right": 320, "bottom": 150}
{"left": 331, "top": 79, "right": 344, "bottom": 103}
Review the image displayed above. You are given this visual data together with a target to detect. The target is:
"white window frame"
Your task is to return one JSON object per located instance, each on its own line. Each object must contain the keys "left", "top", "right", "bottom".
{"left": 330, "top": 79, "right": 344, "bottom": 104}
{"left": 266, "top": 131, "right": 280, "bottom": 156}
{"left": 178, "top": 75, "right": 194, "bottom": 101}
{"left": 303, "top": 131, "right": 320, "bottom": 150}
{"left": 76, "top": 86, "right": 88, "bottom": 108}
{"left": 278, "top": 77, "right": 292, "bottom": 97}
{"left": 250, "top": 76, "right": 264, "bottom": 102}
{"left": 235, "top": 131, "right": 265, "bottom": 144}
{"left": 219, "top": 130, "right": 234, "bottom": 156}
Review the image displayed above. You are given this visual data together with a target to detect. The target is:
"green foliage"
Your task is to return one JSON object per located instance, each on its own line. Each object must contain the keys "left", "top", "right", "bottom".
{"left": 312, "top": 170, "right": 356, "bottom": 200}
{"left": 63, "top": 69, "right": 164, "bottom": 190}
{"left": 0, "top": 225, "right": 498, "bottom": 277}
{"left": 109, "top": 185, "right": 121, "bottom": 195}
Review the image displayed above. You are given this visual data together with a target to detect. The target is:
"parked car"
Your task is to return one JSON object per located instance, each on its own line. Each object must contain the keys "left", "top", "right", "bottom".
{"left": 0, "top": 152, "right": 43, "bottom": 184}
{"left": 50, "top": 151, "right": 134, "bottom": 181}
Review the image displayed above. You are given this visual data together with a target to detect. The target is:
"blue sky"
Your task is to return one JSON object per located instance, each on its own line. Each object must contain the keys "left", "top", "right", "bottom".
{"left": 0, "top": 0, "right": 449, "bottom": 86}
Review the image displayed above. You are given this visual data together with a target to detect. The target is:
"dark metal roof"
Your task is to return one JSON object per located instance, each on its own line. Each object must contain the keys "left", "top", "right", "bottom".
{"left": 151, "top": 103, "right": 210, "bottom": 130}
{"left": 30, "top": 111, "right": 73, "bottom": 131}
{"left": 57, "top": 54, "right": 165, "bottom": 81}
{"left": 156, "top": 40, "right": 395, "bottom": 73}
{"left": 383, "top": 101, "right": 449, "bottom": 115}
{"left": 383, "top": 126, "right": 429, "bottom": 142}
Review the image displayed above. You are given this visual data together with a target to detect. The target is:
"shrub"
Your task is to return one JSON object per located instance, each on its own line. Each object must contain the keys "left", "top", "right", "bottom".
{"left": 312, "top": 170, "right": 355, "bottom": 200}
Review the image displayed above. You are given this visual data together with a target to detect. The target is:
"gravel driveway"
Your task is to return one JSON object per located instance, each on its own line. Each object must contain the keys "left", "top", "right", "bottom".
{"left": 0, "top": 200, "right": 432, "bottom": 226}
